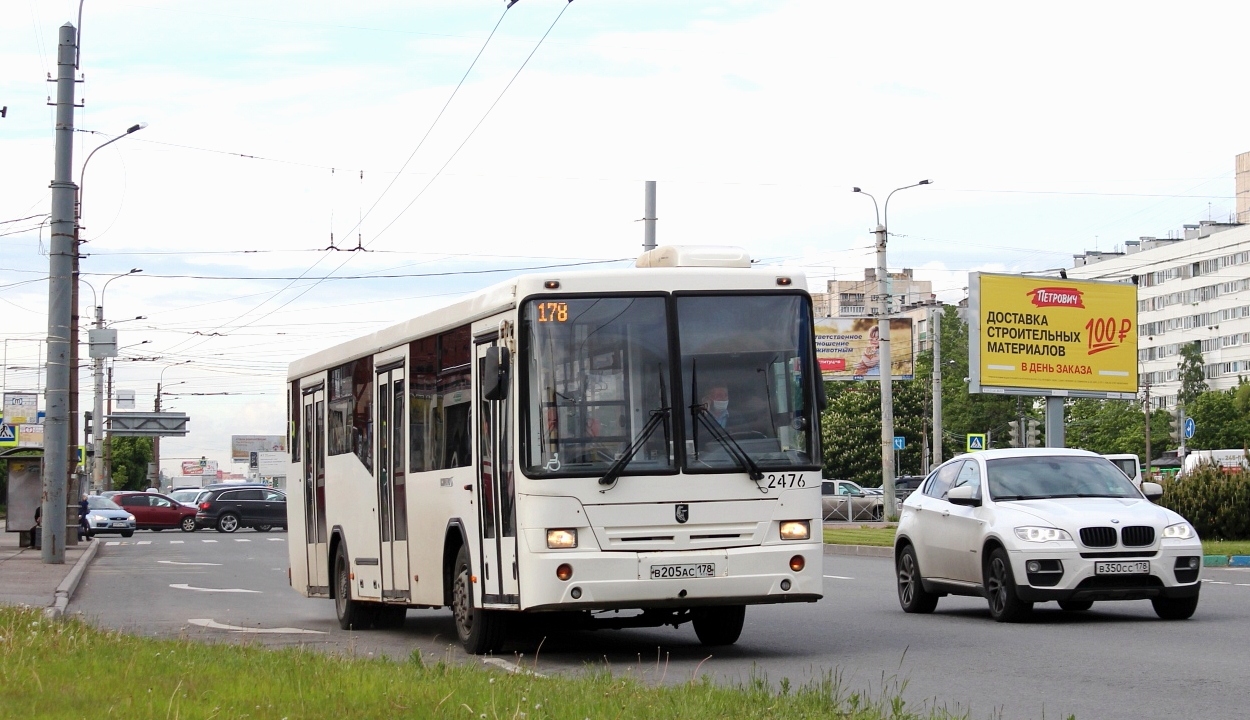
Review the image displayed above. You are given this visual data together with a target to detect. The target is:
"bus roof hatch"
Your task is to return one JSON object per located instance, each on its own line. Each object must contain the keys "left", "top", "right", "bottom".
{"left": 635, "top": 245, "right": 752, "bottom": 269}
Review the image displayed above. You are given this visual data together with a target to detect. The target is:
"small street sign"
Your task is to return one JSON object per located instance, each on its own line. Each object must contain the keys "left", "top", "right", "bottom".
{"left": 893, "top": 436, "right": 906, "bottom": 450}
{"left": 1183, "top": 417, "right": 1196, "bottom": 440}
{"left": 967, "top": 433, "right": 987, "bottom": 452}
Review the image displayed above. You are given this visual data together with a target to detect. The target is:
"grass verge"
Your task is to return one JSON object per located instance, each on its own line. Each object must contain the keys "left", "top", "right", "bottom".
{"left": 824, "top": 526, "right": 1249, "bottom": 557}
{"left": 0, "top": 606, "right": 974, "bottom": 719}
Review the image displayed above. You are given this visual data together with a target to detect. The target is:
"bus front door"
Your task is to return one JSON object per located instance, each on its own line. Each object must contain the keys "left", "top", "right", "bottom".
{"left": 302, "top": 386, "right": 329, "bottom": 595}
{"left": 376, "top": 363, "right": 410, "bottom": 602}
{"left": 476, "top": 340, "right": 519, "bottom": 607}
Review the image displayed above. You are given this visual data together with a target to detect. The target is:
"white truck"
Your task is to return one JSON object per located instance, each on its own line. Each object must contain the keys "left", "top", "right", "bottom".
{"left": 1180, "top": 449, "right": 1250, "bottom": 476}
{"left": 1103, "top": 453, "right": 1142, "bottom": 487}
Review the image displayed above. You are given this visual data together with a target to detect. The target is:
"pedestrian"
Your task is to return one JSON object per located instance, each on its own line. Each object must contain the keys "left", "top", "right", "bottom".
{"left": 79, "top": 494, "right": 90, "bottom": 541}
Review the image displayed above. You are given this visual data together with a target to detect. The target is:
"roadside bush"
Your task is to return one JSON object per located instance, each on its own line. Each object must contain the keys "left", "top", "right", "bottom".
{"left": 1160, "top": 466, "right": 1250, "bottom": 540}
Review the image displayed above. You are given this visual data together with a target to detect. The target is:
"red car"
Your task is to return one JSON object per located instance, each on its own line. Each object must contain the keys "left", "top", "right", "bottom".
{"left": 112, "top": 491, "right": 199, "bottom": 532}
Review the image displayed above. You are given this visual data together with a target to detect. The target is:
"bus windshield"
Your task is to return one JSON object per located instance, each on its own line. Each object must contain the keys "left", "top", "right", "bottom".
{"left": 521, "top": 292, "right": 819, "bottom": 478}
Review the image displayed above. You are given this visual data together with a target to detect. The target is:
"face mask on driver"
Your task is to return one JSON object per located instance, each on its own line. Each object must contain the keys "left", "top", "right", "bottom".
{"left": 711, "top": 400, "right": 729, "bottom": 413}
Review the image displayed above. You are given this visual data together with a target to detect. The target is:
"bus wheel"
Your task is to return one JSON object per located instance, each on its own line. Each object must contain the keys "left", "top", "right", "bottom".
{"left": 452, "top": 545, "right": 505, "bottom": 654}
{"left": 691, "top": 605, "right": 745, "bottom": 646}
{"left": 335, "top": 545, "right": 375, "bottom": 630}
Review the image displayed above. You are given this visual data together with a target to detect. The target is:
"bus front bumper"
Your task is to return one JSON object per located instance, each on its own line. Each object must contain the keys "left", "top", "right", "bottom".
{"left": 520, "top": 543, "right": 823, "bottom": 612}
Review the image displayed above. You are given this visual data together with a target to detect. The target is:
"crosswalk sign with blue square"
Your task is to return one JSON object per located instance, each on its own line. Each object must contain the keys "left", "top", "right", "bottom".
{"left": 966, "top": 433, "right": 987, "bottom": 451}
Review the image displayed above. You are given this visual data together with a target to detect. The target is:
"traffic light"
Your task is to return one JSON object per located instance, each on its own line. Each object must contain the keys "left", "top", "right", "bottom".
{"left": 84, "top": 410, "right": 93, "bottom": 436}
{"left": 1169, "top": 411, "right": 1181, "bottom": 443}
{"left": 1026, "top": 419, "right": 1041, "bottom": 448}
{"left": 1008, "top": 421, "right": 1021, "bottom": 448}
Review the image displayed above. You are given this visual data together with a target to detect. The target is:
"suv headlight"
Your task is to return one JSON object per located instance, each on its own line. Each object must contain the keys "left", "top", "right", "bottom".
{"left": 1162, "top": 522, "right": 1195, "bottom": 540}
{"left": 1014, "top": 526, "right": 1072, "bottom": 543}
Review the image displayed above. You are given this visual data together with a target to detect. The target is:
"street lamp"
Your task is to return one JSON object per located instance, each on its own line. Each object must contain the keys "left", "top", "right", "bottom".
{"left": 153, "top": 362, "right": 192, "bottom": 489}
{"left": 73, "top": 123, "right": 146, "bottom": 497}
{"left": 81, "top": 269, "right": 142, "bottom": 492}
{"left": 853, "top": 179, "right": 932, "bottom": 519}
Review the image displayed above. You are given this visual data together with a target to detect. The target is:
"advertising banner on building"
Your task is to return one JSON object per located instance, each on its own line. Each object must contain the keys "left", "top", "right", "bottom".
{"left": 815, "top": 317, "right": 914, "bottom": 381}
{"left": 231, "top": 435, "right": 285, "bottom": 463}
{"left": 969, "top": 272, "right": 1138, "bottom": 397}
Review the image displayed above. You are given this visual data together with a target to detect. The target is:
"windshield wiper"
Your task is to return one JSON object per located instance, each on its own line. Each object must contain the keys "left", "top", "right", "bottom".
{"left": 600, "top": 365, "right": 672, "bottom": 490}
{"left": 688, "top": 360, "right": 765, "bottom": 485}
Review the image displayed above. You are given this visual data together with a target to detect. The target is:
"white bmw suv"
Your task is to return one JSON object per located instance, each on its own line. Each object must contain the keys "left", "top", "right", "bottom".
{"left": 894, "top": 448, "right": 1202, "bottom": 622}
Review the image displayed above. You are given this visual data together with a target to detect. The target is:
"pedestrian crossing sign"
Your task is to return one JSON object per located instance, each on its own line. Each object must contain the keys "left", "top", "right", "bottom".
{"left": 0, "top": 423, "right": 15, "bottom": 445}
{"left": 966, "top": 433, "right": 987, "bottom": 452}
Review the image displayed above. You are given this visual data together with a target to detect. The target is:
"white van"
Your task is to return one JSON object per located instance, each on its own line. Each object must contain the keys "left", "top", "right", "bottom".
{"left": 1180, "top": 449, "right": 1250, "bottom": 476}
{"left": 1103, "top": 453, "right": 1142, "bottom": 487}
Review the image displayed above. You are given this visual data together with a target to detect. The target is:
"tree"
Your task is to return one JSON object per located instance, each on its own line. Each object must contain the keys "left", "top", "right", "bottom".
{"left": 934, "top": 306, "right": 1018, "bottom": 452}
{"left": 1187, "top": 387, "right": 1250, "bottom": 450}
{"left": 1177, "top": 341, "right": 1208, "bottom": 407}
{"left": 108, "top": 436, "right": 153, "bottom": 491}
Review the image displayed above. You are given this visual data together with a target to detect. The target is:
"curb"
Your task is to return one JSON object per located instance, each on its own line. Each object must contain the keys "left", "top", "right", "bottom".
{"left": 45, "top": 538, "right": 99, "bottom": 619}
{"left": 823, "top": 543, "right": 892, "bottom": 558}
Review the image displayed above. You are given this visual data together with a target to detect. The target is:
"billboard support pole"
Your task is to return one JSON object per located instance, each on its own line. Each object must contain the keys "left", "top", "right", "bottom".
{"left": 1045, "top": 396, "right": 1064, "bottom": 448}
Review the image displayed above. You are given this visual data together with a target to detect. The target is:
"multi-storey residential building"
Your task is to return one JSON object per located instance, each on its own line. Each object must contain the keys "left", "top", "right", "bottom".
{"left": 1068, "top": 220, "right": 1249, "bottom": 408}
{"left": 811, "top": 269, "right": 939, "bottom": 358}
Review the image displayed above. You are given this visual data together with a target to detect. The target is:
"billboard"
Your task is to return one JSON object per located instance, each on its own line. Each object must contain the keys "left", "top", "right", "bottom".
{"left": 969, "top": 272, "right": 1138, "bottom": 397}
{"left": 231, "top": 435, "right": 285, "bottom": 463}
{"left": 3, "top": 393, "right": 38, "bottom": 425}
{"left": 181, "top": 459, "right": 219, "bottom": 476}
{"left": 815, "top": 317, "right": 914, "bottom": 381}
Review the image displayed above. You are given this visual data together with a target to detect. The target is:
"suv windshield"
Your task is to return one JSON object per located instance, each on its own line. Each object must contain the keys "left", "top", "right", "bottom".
{"left": 987, "top": 456, "right": 1141, "bottom": 500}
{"left": 520, "top": 292, "right": 819, "bottom": 478}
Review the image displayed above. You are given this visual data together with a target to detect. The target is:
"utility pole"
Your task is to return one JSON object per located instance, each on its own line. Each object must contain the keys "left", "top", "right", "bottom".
{"left": 931, "top": 306, "right": 942, "bottom": 468}
{"left": 874, "top": 224, "right": 896, "bottom": 517}
{"left": 104, "top": 363, "right": 113, "bottom": 489}
{"left": 43, "top": 22, "right": 79, "bottom": 564}
{"left": 153, "top": 383, "right": 161, "bottom": 488}
{"left": 1143, "top": 382, "right": 1151, "bottom": 481}
{"left": 91, "top": 305, "right": 105, "bottom": 493}
{"left": 643, "top": 180, "right": 656, "bottom": 252}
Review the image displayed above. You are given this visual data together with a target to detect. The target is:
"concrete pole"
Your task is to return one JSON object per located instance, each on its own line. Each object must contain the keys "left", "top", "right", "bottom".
{"left": 153, "top": 382, "right": 161, "bottom": 487}
{"left": 43, "top": 23, "right": 78, "bottom": 564}
{"left": 104, "top": 363, "right": 113, "bottom": 489}
{"left": 876, "top": 225, "right": 897, "bottom": 518}
{"left": 931, "top": 306, "right": 942, "bottom": 468}
{"left": 643, "top": 181, "right": 656, "bottom": 252}
{"left": 1143, "top": 382, "right": 1151, "bottom": 480}
{"left": 1045, "top": 395, "right": 1064, "bottom": 448}
{"left": 92, "top": 305, "right": 104, "bottom": 493}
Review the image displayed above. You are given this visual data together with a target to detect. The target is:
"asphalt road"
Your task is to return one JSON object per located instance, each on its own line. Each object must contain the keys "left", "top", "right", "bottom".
{"left": 71, "top": 533, "right": 1250, "bottom": 720}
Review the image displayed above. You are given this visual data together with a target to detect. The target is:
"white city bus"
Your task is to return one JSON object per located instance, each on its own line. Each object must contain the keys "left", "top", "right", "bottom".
{"left": 286, "top": 245, "right": 826, "bottom": 653}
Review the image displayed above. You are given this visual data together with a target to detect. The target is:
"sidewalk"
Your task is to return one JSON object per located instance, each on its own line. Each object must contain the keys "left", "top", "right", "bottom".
{"left": 0, "top": 529, "right": 99, "bottom": 617}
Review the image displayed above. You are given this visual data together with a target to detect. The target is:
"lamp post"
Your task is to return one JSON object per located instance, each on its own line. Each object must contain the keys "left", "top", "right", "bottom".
{"left": 83, "top": 269, "right": 142, "bottom": 492}
{"left": 154, "top": 362, "right": 191, "bottom": 489}
{"left": 74, "top": 123, "right": 146, "bottom": 499}
{"left": 853, "top": 179, "right": 932, "bottom": 519}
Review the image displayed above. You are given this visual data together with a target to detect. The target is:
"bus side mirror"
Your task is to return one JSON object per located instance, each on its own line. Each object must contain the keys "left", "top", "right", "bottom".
{"left": 483, "top": 346, "right": 510, "bottom": 401}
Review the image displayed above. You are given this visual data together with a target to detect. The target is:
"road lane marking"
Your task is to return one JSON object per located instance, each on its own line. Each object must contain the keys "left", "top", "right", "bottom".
{"left": 170, "top": 583, "right": 261, "bottom": 594}
{"left": 202, "top": 539, "right": 218, "bottom": 543}
{"left": 267, "top": 538, "right": 284, "bottom": 542}
{"left": 170, "top": 540, "right": 184, "bottom": 544}
{"left": 1204, "top": 580, "right": 1231, "bottom": 585}
{"left": 234, "top": 539, "right": 251, "bottom": 542}
{"left": 188, "top": 619, "right": 323, "bottom": 635}
{"left": 106, "top": 541, "right": 120, "bottom": 546}
{"left": 1237, "top": 584, "right": 1250, "bottom": 587}
{"left": 823, "top": 575, "right": 854, "bottom": 580}
{"left": 137, "top": 540, "right": 152, "bottom": 545}
{"left": 158, "top": 560, "right": 222, "bottom": 567}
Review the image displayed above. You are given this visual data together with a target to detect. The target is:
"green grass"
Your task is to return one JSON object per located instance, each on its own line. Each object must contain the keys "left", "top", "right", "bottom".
{"left": 0, "top": 606, "right": 977, "bottom": 720}
{"left": 823, "top": 527, "right": 897, "bottom": 547}
{"left": 823, "top": 526, "right": 1249, "bottom": 556}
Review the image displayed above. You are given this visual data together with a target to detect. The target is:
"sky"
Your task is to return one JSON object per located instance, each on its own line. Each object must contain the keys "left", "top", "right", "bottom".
{"left": 2, "top": 0, "right": 1246, "bottom": 477}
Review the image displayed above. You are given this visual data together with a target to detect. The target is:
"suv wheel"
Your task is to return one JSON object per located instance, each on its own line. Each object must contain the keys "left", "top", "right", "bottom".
{"left": 255, "top": 524, "right": 272, "bottom": 533}
{"left": 896, "top": 544, "right": 939, "bottom": 613}
{"left": 984, "top": 547, "right": 1032, "bottom": 622}
{"left": 217, "top": 513, "right": 240, "bottom": 533}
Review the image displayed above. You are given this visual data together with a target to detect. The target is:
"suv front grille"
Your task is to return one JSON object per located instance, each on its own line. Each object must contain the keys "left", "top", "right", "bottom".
{"left": 1080, "top": 527, "right": 1117, "bottom": 547}
{"left": 1121, "top": 526, "right": 1155, "bottom": 547}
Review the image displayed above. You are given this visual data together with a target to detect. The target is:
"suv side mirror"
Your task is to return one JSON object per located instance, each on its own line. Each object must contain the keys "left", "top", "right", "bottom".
{"left": 945, "top": 484, "right": 981, "bottom": 507}
{"left": 482, "top": 346, "right": 510, "bottom": 401}
{"left": 1141, "top": 481, "right": 1163, "bottom": 501}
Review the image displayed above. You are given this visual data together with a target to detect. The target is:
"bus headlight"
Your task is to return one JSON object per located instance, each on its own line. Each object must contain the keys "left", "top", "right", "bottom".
{"left": 547, "top": 529, "right": 578, "bottom": 549}
{"left": 779, "top": 520, "right": 810, "bottom": 541}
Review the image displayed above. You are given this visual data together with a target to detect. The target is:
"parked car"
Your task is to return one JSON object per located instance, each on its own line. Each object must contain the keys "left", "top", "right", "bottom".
{"left": 168, "top": 488, "right": 204, "bottom": 507}
{"left": 894, "top": 448, "right": 1202, "bottom": 622}
{"left": 893, "top": 475, "right": 926, "bottom": 501}
{"left": 112, "top": 491, "right": 198, "bottom": 532}
{"left": 821, "top": 479, "right": 884, "bottom": 521}
{"left": 196, "top": 486, "right": 287, "bottom": 533}
{"left": 82, "top": 495, "right": 136, "bottom": 538}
